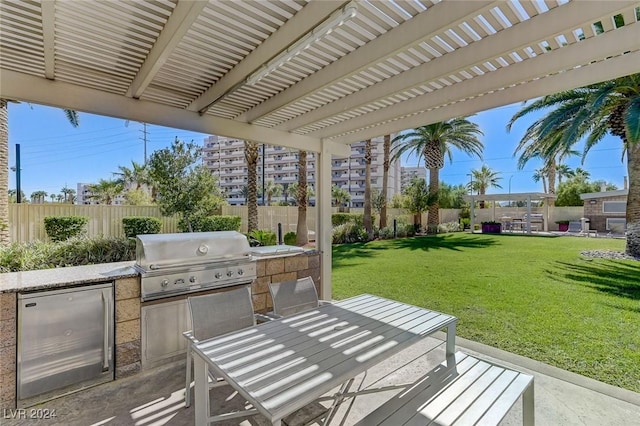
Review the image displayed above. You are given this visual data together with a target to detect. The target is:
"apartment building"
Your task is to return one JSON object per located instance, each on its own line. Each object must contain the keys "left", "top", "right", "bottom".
{"left": 76, "top": 183, "right": 126, "bottom": 205}
{"left": 203, "top": 135, "right": 402, "bottom": 207}
{"left": 401, "top": 166, "right": 426, "bottom": 191}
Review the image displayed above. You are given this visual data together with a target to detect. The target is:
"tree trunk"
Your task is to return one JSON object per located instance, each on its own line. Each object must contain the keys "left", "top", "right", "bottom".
{"left": 296, "top": 150, "right": 308, "bottom": 246}
{"left": 626, "top": 141, "right": 640, "bottom": 257}
{"left": 363, "top": 139, "right": 373, "bottom": 239}
{"left": 427, "top": 166, "right": 440, "bottom": 234}
{"left": 547, "top": 159, "right": 556, "bottom": 207}
{"left": 0, "top": 100, "right": 9, "bottom": 245}
{"left": 380, "top": 134, "right": 390, "bottom": 229}
{"left": 245, "top": 141, "right": 259, "bottom": 233}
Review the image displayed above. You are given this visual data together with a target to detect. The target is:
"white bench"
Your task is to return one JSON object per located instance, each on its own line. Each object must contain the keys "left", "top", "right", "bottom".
{"left": 356, "top": 351, "right": 534, "bottom": 426}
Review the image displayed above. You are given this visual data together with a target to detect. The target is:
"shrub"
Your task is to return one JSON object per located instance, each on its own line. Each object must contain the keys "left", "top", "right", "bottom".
{"left": 122, "top": 217, "right": 162, "bottom": 238}
{"left": 0, "top": 236, "right": 136, "bottom": 273}
{"left": 332, "top": 222, "right": 369, "bottom": 244}
{"left": 179, "top": 215, "right": 241, "bottom": 232}
{"left": 44, "top": 216, "right": 89, "bottom": 242}
{"left": 378, "top": 226, "right": 395, "bottom": 239}
{"left": 332, "top": 213, "right": 376, "bottom": 227}
{"left": 460, "top": 218, "right": 471, "bottom": 229}
{"left": 438, "top": 221, "right": 462, "bottom": 233}
{"left": 247, "top": 229, "right": 276, "bottom": 246}
{"left": 284, "top": 231, "right": 297, "bottom": 245}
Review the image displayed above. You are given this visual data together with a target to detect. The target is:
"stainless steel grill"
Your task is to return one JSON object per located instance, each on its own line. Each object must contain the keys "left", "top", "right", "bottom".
{"left": 135, "top": 231, "right": 257, "bottom": 301}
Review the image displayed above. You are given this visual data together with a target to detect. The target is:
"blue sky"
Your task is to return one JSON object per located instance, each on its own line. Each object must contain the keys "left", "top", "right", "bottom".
{"left": 8, "top": 102, "right": 627, "bottom": 198}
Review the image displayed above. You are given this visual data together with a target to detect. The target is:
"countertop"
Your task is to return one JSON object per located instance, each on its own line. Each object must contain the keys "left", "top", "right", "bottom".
{"left": 0, "top": 261, "right": 138, "bottom": 293}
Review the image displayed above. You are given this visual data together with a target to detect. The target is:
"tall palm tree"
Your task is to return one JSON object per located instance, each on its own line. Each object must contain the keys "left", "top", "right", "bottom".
{"left": 0, "top": 101, "right": 79, "bottom": 244}
{"left": 574, "top": 167, "right": 591, "bottom": 181}
{"left": 30, "top": 190, "right": 47, "bottom": 204}
{"left": 60, "top": 186, "right": 76, "bottom": 204}
{"left": 244, "top": 141, "right": 259, "bottom": 233}
{"left": 296, "top": 150, "right": 308, "bottom": 246}
{"left": 363, "top": 139, "right": 373, "bottom": 239}
{"left": 380, "top": 134, "right": 391, "bottom": 229}
{"left": 393, "top": 118, "right": 484, "bottom": 234}
{"left": 471, "top": 165, "right": 502, "bottom": 208}
{"left": 507, "top": 73, "right": 640, "bottom": 256}
{"left": 87, "top": 179, "right": 123, "bottom": 205}
{"left": 263, "top": 180, "right": 282, "bottom": 206}
{"left": 331, "top": 184, "right": 350, "bottom": 207}
{"left": 532, "top": 168, "right": 548, "bottom": 193}
{"left": 556, "top": 164, "right": 574, "bottom": 185}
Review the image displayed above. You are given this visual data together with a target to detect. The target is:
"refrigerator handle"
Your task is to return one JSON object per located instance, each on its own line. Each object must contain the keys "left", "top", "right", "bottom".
{"left": 101, "top": 290, "right": 110, "bottom": 372}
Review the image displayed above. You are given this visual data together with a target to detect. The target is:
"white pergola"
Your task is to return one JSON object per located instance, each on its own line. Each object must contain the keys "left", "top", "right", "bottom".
{"left": 463, "top": 192, "right": 556, "bottom": 233}
{"left": 1, "top": 0, "right": 639, "bottom": 298}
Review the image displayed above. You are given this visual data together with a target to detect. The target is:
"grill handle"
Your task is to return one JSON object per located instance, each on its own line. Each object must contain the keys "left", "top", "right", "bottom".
{"left": 148, "top": 255, "right": 250, "bottom": 270}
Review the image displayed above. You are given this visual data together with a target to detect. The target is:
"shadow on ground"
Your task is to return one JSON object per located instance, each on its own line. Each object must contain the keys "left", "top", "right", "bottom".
{"left": 550, "top": 259, "right": 640, "bottom": 300}
{"left": 332, "top": 234, "right": 498, "bottom": 269}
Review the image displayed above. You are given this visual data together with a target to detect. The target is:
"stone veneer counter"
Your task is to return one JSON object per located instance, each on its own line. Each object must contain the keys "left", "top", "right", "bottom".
{"left": 0, "top": 261, "right": 138, "bottom": 293}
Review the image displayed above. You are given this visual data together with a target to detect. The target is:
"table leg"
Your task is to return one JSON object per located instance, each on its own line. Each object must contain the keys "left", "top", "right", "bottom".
{"left": 446, "top": 322, "right": 456, "bottom": 366}
{"left": 194, "top": 355, "right": 210, "bottom": 426}
{"left": 522, "top": 380, "right": 535, "bottom": 426}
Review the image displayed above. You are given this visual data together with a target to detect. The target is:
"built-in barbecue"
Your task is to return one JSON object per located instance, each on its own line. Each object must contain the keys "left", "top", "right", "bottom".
{"left": 135, "top": 231, "right": 257, "bottom": 302}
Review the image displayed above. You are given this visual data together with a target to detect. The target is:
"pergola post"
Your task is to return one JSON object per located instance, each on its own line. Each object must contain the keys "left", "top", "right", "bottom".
{"left": 526, "top": 195, "right": 532, "bottom": 234}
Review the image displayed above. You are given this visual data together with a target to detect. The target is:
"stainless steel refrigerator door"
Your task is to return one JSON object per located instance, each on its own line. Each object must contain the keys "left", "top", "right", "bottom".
{"left": 17, "top": 283, "right": 114, "bottom": 401}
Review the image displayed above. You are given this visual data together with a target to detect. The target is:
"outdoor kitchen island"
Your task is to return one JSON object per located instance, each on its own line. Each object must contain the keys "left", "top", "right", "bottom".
{"left": 0, "top": 249, "right": 320, "bottom": 411}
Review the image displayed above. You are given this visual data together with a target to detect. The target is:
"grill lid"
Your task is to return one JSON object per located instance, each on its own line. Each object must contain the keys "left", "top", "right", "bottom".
{"left": 135, "top": 231, "right": 251, "bottom": 272}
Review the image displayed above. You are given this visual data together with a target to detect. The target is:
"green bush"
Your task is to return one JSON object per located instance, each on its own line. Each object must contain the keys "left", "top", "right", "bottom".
{"left": 179, "top": 215, "right": 241, "bottom": 232}
{"left": 247, "top": 229, "right": 277, "bottom": 246}
{"left": 378, "top": 226, "right": 395, "bottom": 239}
{"left": 460, "top": 217, "right": 471, "bottom": 229}
{"left": 438, "top": 221, "right": 462, "bottom": 233}
{"left": 44, "top": 216, "right": 89, "bottom": 242}
{"left": 0, "top": 236, "right": 136, "bottom": 273}
{"left": 332, "top": 222, "right": 369, "bottom": 244}
{"left": 284, "top": 231, "right": 297, "bottom": 245}
{"left": 332, "top": 213, "right": 376, "bottom": 227}
{"left": 122, "top": 217, "right": 162, "bottom": 238}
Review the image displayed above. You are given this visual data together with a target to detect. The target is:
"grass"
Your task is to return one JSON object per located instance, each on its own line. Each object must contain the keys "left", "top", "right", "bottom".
{"left": 331, "top": 233, "right": 640, "bottom": 393}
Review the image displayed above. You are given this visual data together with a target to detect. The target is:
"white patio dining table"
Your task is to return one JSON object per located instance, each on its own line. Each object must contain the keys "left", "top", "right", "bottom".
{"left": 192, "top": 293, "right": 458, "bottom": 425}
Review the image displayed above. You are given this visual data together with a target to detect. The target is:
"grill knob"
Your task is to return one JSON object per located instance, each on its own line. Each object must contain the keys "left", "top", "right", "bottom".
{"left": 161, "top": 279, "right": 169, "bottom": 288}
{"left": 214, "top": 272, "right": 222, "bottom": 279}
{"left": 175, "top": 279, "right": 185, "bottom": 285}
{"left": 237, "top": 269, "right": 244, "bottom": 276}
{"left": 189, "top": 276, "right": 197, "bottom": 283}
{"left": 226, "top": 271, "right": 233, "bottom": 277}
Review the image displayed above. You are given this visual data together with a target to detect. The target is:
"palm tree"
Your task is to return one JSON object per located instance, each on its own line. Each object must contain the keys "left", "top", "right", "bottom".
{"left": 49, "top": 194, "right": 56, "bottom": 203}
{"left": 471, "top": 165, "right": 502, "bottom": 208}
{"left": 380, "top": 134, "right": 391, "bottom": 229}
{"left": 331, "top": 184, "right": 350, "bottom": 207}
{"left": 263, "top": 180, "right": 282, "bottom": 206}
{"left": 295, "top": 150, "right": 308, "bottom": 246}
{"left": 393, "top": 118, "right": 484, "bottom": 234}
{"left": 87, "top": 179, "right": 123, "bottom": 205}
{"left": 556, "top": 164, "right": 574, "bottom": 185}
{"left": 60, "top": 186, "right": 76, "bottom": 203}
{"left": 507, "top": 73, "right": 640, "bottom": 256}
{"left": 574, "top": 167, "right": 591, "bottom": 181}
{"left": 30, "top": 190, "right": 47, "bottom": 204}
{"left": 363, "top": 139, "right": 373, "bottom": 239}
{"left": 0, "top": 101, "right": 78, "bottom": 244}
{"left": 244, "top": 141, "right": 259, "bottom": 233}
{"left": 532, "top": 168, "right": 548, "bottom": 193}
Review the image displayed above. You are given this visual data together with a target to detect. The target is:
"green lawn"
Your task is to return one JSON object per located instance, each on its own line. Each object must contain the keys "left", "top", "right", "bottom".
{"left": 332, "top": 233, "right": 640, "bottom": 393}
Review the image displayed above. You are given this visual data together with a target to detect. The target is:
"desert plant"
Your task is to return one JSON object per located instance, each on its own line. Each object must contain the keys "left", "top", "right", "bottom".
{"left": 247, "top": 229, "right": 276, "bottom": 246}
{"left": 44, "top": 216, "right": 89, "bottom": 242}
{"left": 438, "top": 222, "right": 462, "bottom": 233}
{"left": 122, "top": 217, "right": 162, "bottom": 238}
{"left": 332, "top": 222, "right": 369, "bottom": 244}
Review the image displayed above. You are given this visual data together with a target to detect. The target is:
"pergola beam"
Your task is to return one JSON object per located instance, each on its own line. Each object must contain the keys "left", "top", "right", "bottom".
{"left": 126, "top": 0, "right": 208, "bottom": 99}
{"left": 238, "top": 0, "right": 498, "bottom": 123}
{"left": 1, "top": 70, "right": 324, "bottom": 153}
{"left": 279, "top": 0, "right": 634, "bottom": 133}
{"left": 40, "top": 0, "right": 55, "bottom": 79}
{"left": 327, "top": 48, "right": 640, "bottom": 145}
{"left": 187, "top": 1, "right": 348, "bottom": 113}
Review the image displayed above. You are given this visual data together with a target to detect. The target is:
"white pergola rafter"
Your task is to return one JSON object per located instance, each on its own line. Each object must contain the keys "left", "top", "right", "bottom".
{"left": 327, "top": 48, "right": 640, "bottom": 145}
{"left": 237, "top": 0, "right": 499, "bottom": 124}
{"left": 125, "top": 0, "right": 208, "bottom": 99}
{"left": 277, "top": 0, "right": 632, "bottom": 133}
{"left": 187, "top": 1, "right": 349, "bottom": 113}
{"left": 40, "top": 0, "right": 55, "bottom": 79}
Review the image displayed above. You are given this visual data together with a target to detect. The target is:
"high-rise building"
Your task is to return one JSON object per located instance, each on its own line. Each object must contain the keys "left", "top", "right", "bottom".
{"left": 203, "top": 135, "right": 402, "bottom": 207}
{"left": 400, "top": 167, "right": 426, "bottom": 191}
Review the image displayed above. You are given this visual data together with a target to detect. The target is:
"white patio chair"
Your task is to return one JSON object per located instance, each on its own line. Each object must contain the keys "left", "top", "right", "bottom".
{"left": 565, "top": 221, "right": 583, "bottom": 235}
{"left": 183, "top": 286, "right": 256, "bottom": 408}
{"left": 268, "top": 276, "right": 330, "bottom": 318}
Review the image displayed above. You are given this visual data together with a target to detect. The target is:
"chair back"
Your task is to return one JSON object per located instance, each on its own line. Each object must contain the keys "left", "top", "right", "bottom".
{"left": 568, "top": 221, "right": 582, "bottom": 232}
{"left": 269, "top": 276, "right": 319, "bottom": 317}
{"left": 188, "top": 286, "right": 255, "bottom": 341}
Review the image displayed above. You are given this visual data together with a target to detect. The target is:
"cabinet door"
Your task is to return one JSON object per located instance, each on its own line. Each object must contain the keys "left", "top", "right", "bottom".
{"left": 18, "top": 284, "right": 113, "bottom": 400}
{"left": 141, "top": 299, "right": 192, "bottom": 368}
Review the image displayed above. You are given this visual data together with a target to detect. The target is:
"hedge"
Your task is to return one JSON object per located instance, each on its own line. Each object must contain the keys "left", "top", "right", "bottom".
{"left": 122, "top": 217, "right": 162, "bottom": 238}
{"left": 44, "top": 216, "right": 88, "bottom": 242}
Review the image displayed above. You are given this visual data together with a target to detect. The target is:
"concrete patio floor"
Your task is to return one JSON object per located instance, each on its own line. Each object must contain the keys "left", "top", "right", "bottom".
{"left": 4, "top": 334, "right": 639, "bottom": 426}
